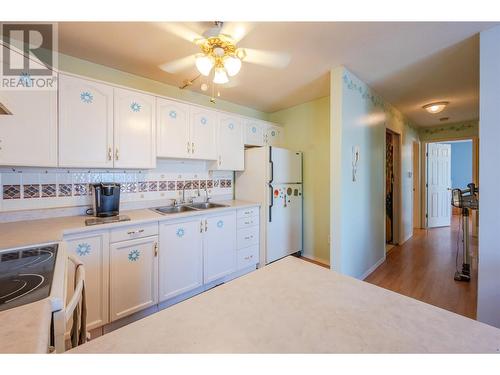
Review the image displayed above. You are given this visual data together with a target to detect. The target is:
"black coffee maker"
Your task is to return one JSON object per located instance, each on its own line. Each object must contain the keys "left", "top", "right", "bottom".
{"left": 90, "top": 183, "right": 121, "bottom": 217}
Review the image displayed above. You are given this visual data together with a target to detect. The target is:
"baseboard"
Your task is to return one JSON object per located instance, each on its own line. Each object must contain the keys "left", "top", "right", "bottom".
{"left": 361, "top": 255, "right": 386, "bottom": 280}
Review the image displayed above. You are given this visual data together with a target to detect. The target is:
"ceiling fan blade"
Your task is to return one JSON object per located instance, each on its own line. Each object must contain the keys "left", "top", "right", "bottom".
{"left": 242, "top": 48, "right": 291, "bottom": 69}
{"left": 154, "top": 22, "right": 204, "bottom": 43}
{"left": 159, "top": 54, "right": 196, "bottom": 74}
{"left": 219, "top": 22, "right": 254, "bottom": 44}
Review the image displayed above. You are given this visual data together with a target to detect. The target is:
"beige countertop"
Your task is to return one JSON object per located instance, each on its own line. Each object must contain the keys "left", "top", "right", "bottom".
{"left": 69, "top": 256, "right": 500, "bottom": 353}
{"left": 0, "top": 200, "right": 260, "bottom": 251}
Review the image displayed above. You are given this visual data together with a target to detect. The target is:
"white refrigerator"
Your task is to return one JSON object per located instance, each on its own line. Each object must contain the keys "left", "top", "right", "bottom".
{"left": 235, "top": 146, "right": 303, "bottom": 265}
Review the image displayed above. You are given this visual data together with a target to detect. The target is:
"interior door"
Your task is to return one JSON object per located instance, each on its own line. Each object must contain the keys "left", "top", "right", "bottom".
{"left": 113, "top": 88, "right": 156, "bottom": 169}
{"left": 267, "top": 183, "right": 303, "bottom": 263}
{"left": 427, "top": 143, "right": 452, "bottom": 228}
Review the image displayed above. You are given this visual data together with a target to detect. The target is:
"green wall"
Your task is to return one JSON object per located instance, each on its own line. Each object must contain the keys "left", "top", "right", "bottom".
{"left": 58, "top": 53, "right": 269, "bottom": 120}
{"left": 269, "top": 96, "right": 331, "bottom": 264}
{"left": 418, "top": 120, "right": 478, "bottom": 142}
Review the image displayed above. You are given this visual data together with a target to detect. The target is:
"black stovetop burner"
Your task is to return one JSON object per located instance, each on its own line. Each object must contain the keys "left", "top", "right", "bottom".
{"left": 0, "top": 244, "right": 58, "bottom": 312}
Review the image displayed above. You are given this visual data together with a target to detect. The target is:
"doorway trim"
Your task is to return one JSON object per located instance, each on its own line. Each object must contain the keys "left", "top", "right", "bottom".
{"left": 421, "top": 135, "right": 479, "bottom": 230}
{"left": 385, "top": 129, "right": 402, "bottom": 245}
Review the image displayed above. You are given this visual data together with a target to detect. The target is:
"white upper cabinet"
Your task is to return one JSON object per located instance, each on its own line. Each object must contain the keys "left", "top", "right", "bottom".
{"left": 0, "top": 89, "right": 57, "bottom": 167}
{"left": 156, "top": 97, "right": 190, "bottom": 159}
{"left": 244, "top": 119, "right": 265, "bottom": 147}
{"left": 203, "top": 211, "right": 237, "bottom": 284}
{"left": 114, "top": 88, "right": 156, "bottom": 169}
{"left": 211, "top": 114, "right": 244, "bottom": 171}
{"left": 59, "top": 74, "right": 114, "bottom": 168}
{"left": 190, "top": 106, "right": 217, "bottom": 160}
{"left": 265, "top": 123, "right": 284, "bottom": 147}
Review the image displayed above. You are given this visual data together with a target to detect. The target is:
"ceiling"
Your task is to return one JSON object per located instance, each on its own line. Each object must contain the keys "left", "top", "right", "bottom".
{"left": 58, "top": 22, "right": 498, "bottom": 127}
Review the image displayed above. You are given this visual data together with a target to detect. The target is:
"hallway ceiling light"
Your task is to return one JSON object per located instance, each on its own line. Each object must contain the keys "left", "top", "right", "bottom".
{"left": 423, "top": 101, "right": 449, "bottom": 114}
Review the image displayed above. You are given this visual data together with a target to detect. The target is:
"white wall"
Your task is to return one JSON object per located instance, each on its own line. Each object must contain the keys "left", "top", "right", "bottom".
{"left": 330, "top": 67, "right": 386, "bottom": 278}
{"left": 477, "top": 25, "right": 500, "bottom": 328}
{"left": 330, "top": 66, "right": 419, "bottom": 279}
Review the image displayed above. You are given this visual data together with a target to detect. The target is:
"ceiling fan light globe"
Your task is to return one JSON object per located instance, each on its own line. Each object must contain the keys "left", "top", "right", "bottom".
{"left": 224, "top": 56, "right": 242, "bottom": 76}
{"left": 213, "top": 68, "right": 229, "bottom": 84}
{"left": 195, "top": 55, "right": 214, "bottom": 76}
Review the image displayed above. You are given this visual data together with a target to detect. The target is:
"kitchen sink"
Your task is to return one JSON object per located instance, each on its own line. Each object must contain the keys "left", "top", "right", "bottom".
{"left": 153, "top": 205, "right": 197, "bottom": 215}
{"left": 187, "top": 202, "right": 228, "bottom": 210}
{"left": 152, "top": 202, "right": 228, "bottom": 215}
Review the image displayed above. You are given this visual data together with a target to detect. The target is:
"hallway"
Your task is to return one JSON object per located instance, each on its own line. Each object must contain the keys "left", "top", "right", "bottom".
{"left": 365, "top": 215, "right": 478, "bottom": 319}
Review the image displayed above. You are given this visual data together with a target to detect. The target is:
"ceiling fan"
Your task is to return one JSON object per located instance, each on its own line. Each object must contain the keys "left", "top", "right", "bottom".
{"left": 158, "top": 22, "right": 291, "bottom": 91}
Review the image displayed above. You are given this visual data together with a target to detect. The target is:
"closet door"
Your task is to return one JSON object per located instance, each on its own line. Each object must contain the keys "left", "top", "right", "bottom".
{"left": 58, "top": 74, "right": 114, "bottom": 168}
{"left": 114, "top": 88, "right": 156, "bottom": 169}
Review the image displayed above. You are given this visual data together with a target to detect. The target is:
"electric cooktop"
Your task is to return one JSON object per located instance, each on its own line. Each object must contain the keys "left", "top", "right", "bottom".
{"left": 0, "top": 244, "right": 58, "bottom": 312}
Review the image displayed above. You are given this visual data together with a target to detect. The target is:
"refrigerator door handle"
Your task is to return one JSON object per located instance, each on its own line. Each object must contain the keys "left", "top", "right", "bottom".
{"left": 269, "top": 146, "right": 274, "bottom": 183}
{"left": 268, "top": 183, "right": 274, "bottom": 222}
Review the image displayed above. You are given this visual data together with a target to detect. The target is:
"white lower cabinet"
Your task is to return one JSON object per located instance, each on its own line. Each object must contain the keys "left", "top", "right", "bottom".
{"left": 64, "top": 231, "right": 110, "bottom": 330}
{"left": 203, "top": 211, "right": 237, "bottom": 284}
{"left": 158, "top": 218, "right": 203, "bottom": 302}
{"left": 109, "top": 236, "right": 158, "bottom": 322}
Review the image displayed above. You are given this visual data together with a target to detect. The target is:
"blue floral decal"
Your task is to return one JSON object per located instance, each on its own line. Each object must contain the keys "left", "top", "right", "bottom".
{"left": 130, "top": 102, "right": 141, "bottom": 112}
{"left": 251, "top": 126, "right": 257, "bottom": 133}
{"left": 217, "top": 220, "right": 224, "bottom": 228}
{"left": 176, "top": 228, "right": 185, "bottom": 238}
{"left": 19, "top": 72, "right": 33, "bottom": 87}
{"left": 76, "top": 243, "right": 91, "bottom": 256}
{"left": 228, "top": 123, "right": 234, "bottom": 130}
{"left": 271, "top": 130, "right": 276, "bottom": 137}
{"left": 169, "top": 110, "right": 177, "bottom": 119}
{"left": 200, "top": 117, "right": 207, "bottom": 125}
{"left": 80, "top": 91, "right": 93, "bottom": 104}
{"left": 128, "top": 249, "right": 140, "bottom": 262}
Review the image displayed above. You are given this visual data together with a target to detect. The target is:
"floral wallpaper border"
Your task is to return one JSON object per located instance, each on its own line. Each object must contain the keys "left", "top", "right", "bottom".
{"left": 418, "top": 121, "right": 478, "bottom": 136}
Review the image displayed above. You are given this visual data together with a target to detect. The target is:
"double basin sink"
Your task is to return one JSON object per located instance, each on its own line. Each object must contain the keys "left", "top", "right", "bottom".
{"left": 152, "top": 202, "right": 228, "bottom": 215}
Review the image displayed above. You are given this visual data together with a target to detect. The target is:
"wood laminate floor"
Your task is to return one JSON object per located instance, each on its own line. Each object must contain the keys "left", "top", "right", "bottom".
{"left": 365, "top": 214, "right": 478, "bottom": 319}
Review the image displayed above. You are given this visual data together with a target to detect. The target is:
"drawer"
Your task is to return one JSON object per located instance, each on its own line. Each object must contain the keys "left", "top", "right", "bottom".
{"left": 237, "top": 215, "right": 259, "bottom": 229}
{"left": 237, "top": 245, "right": 259, "bottom": 270}
{"left": 110, "top": 223, "right": 158, "bottom": 243}
{"left": 237, "top": 226, "right": 259, "bottom": 249}
{"left": 237, "top": 206, "right": 259, "bottom": 219}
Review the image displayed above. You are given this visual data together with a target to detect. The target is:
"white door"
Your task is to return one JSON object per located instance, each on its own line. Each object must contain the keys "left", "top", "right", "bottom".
{"left": 114, "top": 88, "right": 156, "bottom": 169}
{"left": 270, "top": 148, "right": 303, "bottom": 183}
{"left": 158, "top": 219, "right": 203, "bottom": 302}
{"left": 214, "top": 114, "right": 244, "bottom": 171}
{"left": 244, "top": 119, "right": 265, "bottom": 146}
{"left": 190, "top": 106, "right": 217, "bottom": 160}
{"left": 267, "top": 183, "right": 303, "bottom": 263}
{"left": 203, "top": 212, "right": 237, "bottom": 283}
{"left": 0, "top": 89, "right": 57, "bottom": 167}
{"left": 427, "top": 143, "right": 452, "bottom": 228}
{"left": 58, "top": 74, "right": 114, "bottom": 168}
{"left": 110, "top": 236, "right": 158, "bottom": 321}
{"left": 64, "top": 231, "right": 109, "bottom": 330}
{"left": 156, "top": 98, "right": 191, "bottom": 159}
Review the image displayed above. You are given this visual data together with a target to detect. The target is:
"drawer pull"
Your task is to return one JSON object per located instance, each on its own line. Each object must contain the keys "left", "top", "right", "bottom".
{"left": 127, "top": 229, "right": 145, "bottom": 235}
{"left": 244, "top": 235, "right": 253, "bottom": 240}
{"left": 244, "top": 255, "right": 253, "bottom": 260}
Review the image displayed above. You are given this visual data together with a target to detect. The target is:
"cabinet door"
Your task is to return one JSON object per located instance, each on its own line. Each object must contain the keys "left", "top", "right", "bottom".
{"left": 266, "top": 125, "right": 284, "bottom": 147}
{"left": 64, "top": 231, "right": 109, "bottom": 330}
{"left": 244, "top": 119, "right": 265, "bottom": 147}
{"left": 114, "top": 88, "right": 156, "bottom": 169}
{"left": 0, "top": 89, "right": 57, "bottom": 167}
{"left": 190, "top": 106, "right": 217, "bottom": 160}
{"left": 156, "top": 98, "right": 190, "bottom": 159}
{"left": 58, "top": 74, "right": 114, "bottom": 168}
{"left": 159, "top": 219, "right": 203, "bottom": 302}
{"left": 110, "top": 236, "right": 158, "bottom": 321}
{"left": 203, "top": 211, "right": 237, "bottom": 284}
{"left": 212, "top": 115, "right": 244, "bottom": 171}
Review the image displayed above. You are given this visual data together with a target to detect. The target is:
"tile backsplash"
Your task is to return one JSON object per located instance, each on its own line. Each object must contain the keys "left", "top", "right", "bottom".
{"left": 0, "top": 160, "right": 233, "bottom": 213}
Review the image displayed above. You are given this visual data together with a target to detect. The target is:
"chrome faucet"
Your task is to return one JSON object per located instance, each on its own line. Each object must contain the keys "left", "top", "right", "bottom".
{"left": 182, "top": 182, "right": 192, "bottom": 204}
{"left": 204, "top": 186, "right": 211, "bottom": 203}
